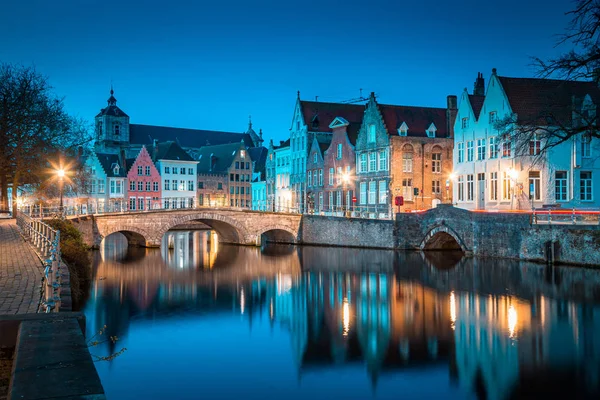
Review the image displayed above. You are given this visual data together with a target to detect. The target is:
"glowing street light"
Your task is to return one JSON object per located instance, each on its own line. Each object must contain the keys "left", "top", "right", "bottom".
{"left": 56, "top": 168, "right": 66, "bottom": 215}
{"left": 449, "top": 172, "right": 457, "bottom": 181}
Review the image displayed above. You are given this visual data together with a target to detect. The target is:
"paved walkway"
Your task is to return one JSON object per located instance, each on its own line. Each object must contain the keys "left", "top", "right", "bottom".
{"left": 0, "top": 219, "right": 43, "bottom": 314}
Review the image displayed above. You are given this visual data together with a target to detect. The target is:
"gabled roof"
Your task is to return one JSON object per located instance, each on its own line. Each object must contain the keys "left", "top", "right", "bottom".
{"left": 468, "top": 95, "right": 485, "bottom": 120}
{"left": 274, "top": 138, "right": 291, "bottom": 150}
{"left": 129, "top": 124, "right": 253, "bottom": 149}
{"left": 153, "top": 141, "right": 195, "bottom": 162}
{"left": 249, "top": 146, "right": 268, "bottom": 177}
{"left": 96, "top": 153, "right": 126, "bottom": 178}
{"left": 125, "top": 158, "right": 136, "bottom": 174}
{"left": 317, "top": 136, "right": 332, "bottom": 154}
{"left": 300, "top": 101, "right": 366, "bottom": 143}
{"left": 196, "top": 142, "right": 244, "bottom": 174}
{"left": 498, "top": 76, "right": 600, "bottom": 125}
{"left": 378, "top": 104, "right": 450, "bottom": 138}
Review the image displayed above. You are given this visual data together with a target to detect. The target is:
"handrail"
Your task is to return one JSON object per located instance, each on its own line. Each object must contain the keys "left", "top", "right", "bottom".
{"left": 15, "top": 211, "right": 63, "bottom": 313}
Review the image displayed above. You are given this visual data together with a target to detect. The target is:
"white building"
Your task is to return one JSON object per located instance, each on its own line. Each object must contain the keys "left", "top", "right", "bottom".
{"left": 453, "top": 69, "right": 600, "bottom": 211}
{"left": 251, "top": 180, "right": 267, "bottom": 211}
{"left": 153, "top": 141, "right": 199, "bottom": 209}
{"left": 274, "top": 145, "right": 291, "bottom": 212}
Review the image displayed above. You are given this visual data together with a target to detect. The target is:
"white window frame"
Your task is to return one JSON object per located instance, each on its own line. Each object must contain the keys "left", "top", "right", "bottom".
{"left": 368, "top": 181, "right": 377, "bottom": 204}
{"left": 378, "top": 180, "right": 387, "bottom": 204}
{"left": 555, "top": 171, "right": 568, "bottom": 202}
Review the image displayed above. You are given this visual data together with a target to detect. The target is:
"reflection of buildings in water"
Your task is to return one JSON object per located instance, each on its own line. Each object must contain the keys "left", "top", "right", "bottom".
{"left": 265, "top": 271, "right": 454, "bottom": 385}
{"left": 161, "top": 230, "right": 219, "bottom": 270}
{"left": 452, "top": 291, "right": 600, "bottom": 400}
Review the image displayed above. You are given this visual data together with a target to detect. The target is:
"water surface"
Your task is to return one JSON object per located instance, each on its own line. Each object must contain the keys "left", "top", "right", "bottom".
{"left": 83, "top": 230, "right": 600, "bottom": 399}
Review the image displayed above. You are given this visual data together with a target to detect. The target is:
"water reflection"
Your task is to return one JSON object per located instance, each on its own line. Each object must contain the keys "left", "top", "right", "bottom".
{"left": 86, "top": 231, "right": 600, "bottom": 400}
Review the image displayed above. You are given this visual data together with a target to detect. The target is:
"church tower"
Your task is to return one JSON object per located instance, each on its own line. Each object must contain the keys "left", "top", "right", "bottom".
{"left": 94, "top": 87, "right": 130, "bottom": 152}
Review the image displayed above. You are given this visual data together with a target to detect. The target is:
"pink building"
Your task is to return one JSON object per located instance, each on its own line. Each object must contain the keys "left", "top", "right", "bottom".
{"left": 126, "top": 146, "right": 161, "bottom": 210}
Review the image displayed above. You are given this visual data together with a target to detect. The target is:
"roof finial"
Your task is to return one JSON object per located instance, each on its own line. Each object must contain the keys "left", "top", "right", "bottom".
{"left": 110, "top": 84, "right": 114, "bottom": 96}
{"left": 248, "top": 114, "right": 252, "bottom": 129}
{"left": 259, "top": 128, "right": 263, "bottom": 138}
{"left": 297, "top": 90, "right": 300, "bottom": 99}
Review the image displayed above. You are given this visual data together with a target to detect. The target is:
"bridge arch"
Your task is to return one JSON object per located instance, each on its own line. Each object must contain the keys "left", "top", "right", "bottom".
{"left": 161, "top": 212, "right": 252, "bottom": 245}
{"left": 420, "top": 224, "right": 468, "bottom": 252}
{"left": 101, "top": 226, "right": 151, "bottom": 247}
{"left": 256, "top": 225, "right": 298, "bottom": 245}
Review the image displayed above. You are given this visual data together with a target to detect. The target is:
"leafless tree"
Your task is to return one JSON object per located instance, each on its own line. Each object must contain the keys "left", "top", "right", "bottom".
{"left": 0, "top": 63, "right": 92, "bottom": 214}
{"left": 493, "top": 1, "right": 600, "bottom": 160}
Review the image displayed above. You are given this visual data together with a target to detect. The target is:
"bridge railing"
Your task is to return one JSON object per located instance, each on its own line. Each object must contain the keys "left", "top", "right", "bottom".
{"left": 15, "top": 211, "right": 63, "bottom": 313}
{"left": 532, "top": 208, "right": 600, "bottom": 225}
{"left": 18, "top": 197, "right": 394, "bottom": 220}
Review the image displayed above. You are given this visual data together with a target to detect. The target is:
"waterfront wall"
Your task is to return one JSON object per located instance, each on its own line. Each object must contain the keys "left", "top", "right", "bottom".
{"left": 300, "top": 214, "right": 395, "bottom": 249}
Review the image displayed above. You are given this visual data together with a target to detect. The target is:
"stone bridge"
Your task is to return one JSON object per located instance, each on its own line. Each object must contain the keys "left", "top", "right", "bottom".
{"left": 69, "top": 208, "right": 302, "bottom": 248}
{"left": 67, "top": 205, "right": 600, "bottom": 266}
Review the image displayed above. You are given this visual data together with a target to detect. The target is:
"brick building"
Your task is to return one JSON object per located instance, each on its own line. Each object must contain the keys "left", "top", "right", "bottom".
{"left": 355, "top": 92, "right": 457, "bottom": 215}
{"left": 322, "top": 117, "right": 360, "bottom": 214}
{"left": 306, "top": 136, "right": 329, "bottom": 212}
{"left": 196, "top": 142, "right": 253, "bottom": 208}
{"left": 126, "top": 146, "right": 161, "bottom": 210}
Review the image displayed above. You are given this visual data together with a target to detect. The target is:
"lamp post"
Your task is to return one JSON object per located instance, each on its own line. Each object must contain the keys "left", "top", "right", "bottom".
{"left": 57, "top": 169, "right": 65, "bottom": 216}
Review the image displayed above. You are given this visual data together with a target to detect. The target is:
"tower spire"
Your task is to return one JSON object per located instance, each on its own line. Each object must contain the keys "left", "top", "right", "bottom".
{"left": 248, "top": 114, "right": 252, "bottom": 129}
{"left": 107, "top": 85, "right": 117, "bottom": 106}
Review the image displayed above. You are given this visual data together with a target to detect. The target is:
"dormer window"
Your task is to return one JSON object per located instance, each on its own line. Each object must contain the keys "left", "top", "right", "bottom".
{"left": 426, "top": 123, "right": 437, "bottom": 138}
{"left": 114, "top": 123, "right": 120, "bottom": 137}
{"left": 311, "top": 115, "right": 319, "bottom": 129}
{"left": 113, "top": 165, "right": 120, "bottom": 175}
{"left": 398, "top": 122, "right": 408, "bottom": 137}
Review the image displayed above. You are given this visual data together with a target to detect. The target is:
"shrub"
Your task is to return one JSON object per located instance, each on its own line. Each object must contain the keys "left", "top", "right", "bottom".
{"left": 45, "top": 218, "right": 91, "bottom": 309}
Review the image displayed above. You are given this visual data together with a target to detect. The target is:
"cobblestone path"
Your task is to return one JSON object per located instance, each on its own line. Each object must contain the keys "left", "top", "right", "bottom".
{"left": 0, "top": 219, "right": 43, "bottom": 314}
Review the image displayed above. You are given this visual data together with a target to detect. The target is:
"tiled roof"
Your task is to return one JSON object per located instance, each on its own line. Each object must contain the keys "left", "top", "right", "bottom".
{"left": 378, "top": 104, "right": 449, "bottom": 138}
{"left": 300, "top": 101, "right": 366, "bottom": 145}
{"left": 96, "top": 104, "right": 128, "bottom": 118}
{"left": 129, "top": 124, "right": 253, "bottom": 149}
{"left": 153, "top": 141, "right": 195, "bottom": 162}
{"left": 317, "top": 136, "right": 332, "bottom": 154}
{"left": 96, "top": 153, "right": 126, "bottom": 178}
{"left": 498, "top": 76, "right": 600, "bottom": 124}
{"left": 274, "top": 138, "right": 290, "bottom": 149}
{"left": 249, "top": 146, "right": 268, "bottom": 178}
{"left": 196, "top": 142, "right": 243, "bottom": 174}
{"left": 468, "top": 95, "right": 485, "bottom": 120}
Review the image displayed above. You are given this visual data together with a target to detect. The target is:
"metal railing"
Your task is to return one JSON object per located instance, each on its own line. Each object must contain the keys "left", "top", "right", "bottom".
{"left": 16, "top": 211, "right": 63, "bottom": 313}
{"left": 18, "top": 197, "right": 394, "bottom": 220}
{"left": 532, "top": 208, "right": 600, "bottom": 225}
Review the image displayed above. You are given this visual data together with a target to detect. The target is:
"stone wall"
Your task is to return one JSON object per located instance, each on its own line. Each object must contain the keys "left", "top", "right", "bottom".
{"left": 300, "top": 215, "right": 395, "bottom": 249}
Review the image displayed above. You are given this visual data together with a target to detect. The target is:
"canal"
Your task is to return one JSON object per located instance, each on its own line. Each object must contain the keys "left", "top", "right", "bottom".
{"left": 83, "top": 230, "right": 600, "bottom": 399}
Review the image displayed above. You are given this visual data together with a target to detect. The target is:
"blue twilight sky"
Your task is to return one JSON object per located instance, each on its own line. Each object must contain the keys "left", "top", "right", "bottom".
{"left": 1, "top": 0, "right": 574, "bottom": 143}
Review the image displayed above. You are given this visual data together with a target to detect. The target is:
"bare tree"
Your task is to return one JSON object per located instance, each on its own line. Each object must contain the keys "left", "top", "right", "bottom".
{"left": 492, "top": 1, "right": 600, "bottom": 161}
{"left": 0, "top": 63, "right": 92, "bottom": 214}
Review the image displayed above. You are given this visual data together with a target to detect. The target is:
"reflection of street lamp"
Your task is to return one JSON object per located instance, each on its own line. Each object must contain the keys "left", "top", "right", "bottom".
{"left": 57, "top": 169, "right": 65, "bottom": 215}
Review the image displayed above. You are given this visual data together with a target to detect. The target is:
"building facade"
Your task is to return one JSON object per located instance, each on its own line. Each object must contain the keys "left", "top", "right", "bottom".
{"left": 126, "top": 146, "right": 161, "bottom": 211}
{"left": 274, "top": 145, "right": 291, "bottom": 212}
{"left": 306, "top": 136, "right": 328, "bottom": 213}
{"left": 251, "top": 181, "right": 267, "bottom": 211}
{"left": 288, "top": 93, "right": 365, "bottom": 212}
{"left": 355, "top": 92, "right": 456, "bottom": 216}
{"left": 452, "top": 69, "right": 600, "bottom": 210}
{"left": 153, "top": 142, "right": 198, "bottom": 209}
{"left": 322, "top": 117, "right": 357, "bottom": 215}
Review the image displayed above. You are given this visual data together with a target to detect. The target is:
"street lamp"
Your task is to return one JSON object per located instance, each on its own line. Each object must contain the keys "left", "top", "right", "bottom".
{"left": 57, "top": 169, "right": 65, "bottom": 215}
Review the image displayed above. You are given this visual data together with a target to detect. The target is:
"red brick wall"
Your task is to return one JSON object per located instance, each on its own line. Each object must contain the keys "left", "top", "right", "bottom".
{"left": 323, "top": 126, "right": 356, "bottom": 209}
{"left": 390, "top": 136, "right": 454, "bottom": 211}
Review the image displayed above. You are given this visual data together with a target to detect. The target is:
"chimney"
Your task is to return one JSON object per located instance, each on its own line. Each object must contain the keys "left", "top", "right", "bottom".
{"left": 473, "top": 72, "right": 485, "bottom": 96}
{"left": 152, "top": 139, "right": 158, "bottom": 160}
{"left": 446, "top": 95, "right": 458, "bottom": 138}
{"left": 120, "top": 148, "right": 126, "bottom": 172}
